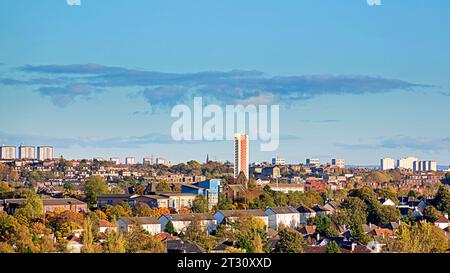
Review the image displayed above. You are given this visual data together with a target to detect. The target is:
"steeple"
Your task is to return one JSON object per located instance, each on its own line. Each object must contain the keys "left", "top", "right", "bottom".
{"left": 206, "top": 154, "right": 209, "bottom": 163}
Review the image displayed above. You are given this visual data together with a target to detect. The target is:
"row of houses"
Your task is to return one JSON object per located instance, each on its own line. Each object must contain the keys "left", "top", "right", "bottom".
{"left": 117, "top": 205, "right": 334, "bottom": 236}
{"left": 1, "top": 198, "right": 88, "bottom": 214}
{"left": 98, "top": 179, "right": 221, "bottom": 210}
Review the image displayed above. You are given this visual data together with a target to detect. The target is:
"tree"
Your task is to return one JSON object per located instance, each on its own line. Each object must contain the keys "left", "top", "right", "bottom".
{"left": 0, "top": 211, "right": 35, "bottom": 252}
{"left": 378, "top": 205, "right": 401, "bottom": 226}
{"left": 392, "top": 222, "right": 447, "bottom": 253}
{"left": 234, "top": 216, "right": 269, "bottom": 253}
{"left": 156, "top": 181, "right": 171, "bottom": 192}
{"left": 310, "top": 216, "right": 339, "bottom": 238}
{"left": 224, "top": 247, "right": 247, "bottom": 253}
{"left": 422, "top": 206, "right": 442, "bottom": 223}
{"left": 84, "top": 175, "right": 108, "bottom": 206}
{"left": 183, "top": 218, "right": 216, "bottom": 251}
{"left": 350, "top": 222, "right": 370, "bottom": 245}
{"left": 104, "top": 229, "right": 126, "bottom": 253}
{"left": 104, "top": 203, "right": 132, "bottom": 222}
{"left": 192, "top": 195, "right": 209, "bottom": 213}
{"left": 0, "top": 164, "right": 19, "bottom": 181}
{"left": 13, "top": 190, "right": 44, "bottom": 222}
{"left": 165, "top": 220, "right": 175, "bottom": 235}
{"left": 326, "top": 241, "right": 341, "bottom": 253}
{"left": 81, "top": 217, "right": 95, "bottom": 253}
{"left": 134, "top": 203, "right": 153, "bottom": 217}
{"left": 0, "top": 242, "right": 15, "bottom": 253}
{"left": 275, "top": 228, "right": 304, "bottom": 253}
{"left": 0, "top": 182, "right": 13, "bottom": 199}
{"left": 432, "top": 186, "right": 450, "bottom": 214}
{"left": 125, "top": 226, "right": 166, "bottom": 253}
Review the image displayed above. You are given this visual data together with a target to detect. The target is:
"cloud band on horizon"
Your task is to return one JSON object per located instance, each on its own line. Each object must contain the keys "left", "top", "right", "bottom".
{"left": 0, "top": 63, "right": 430, "bottom": 108}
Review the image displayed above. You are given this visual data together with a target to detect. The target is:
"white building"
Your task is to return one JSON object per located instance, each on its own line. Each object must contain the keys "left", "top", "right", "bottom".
{"left": 272, "top": 156, "right": 285, "bottom": 165}
{"left": 213, "top": 209, "right": 269, "bottom": 229}
{"left": 306, "top": 158, "right": 319, "bottom": 167}
{"left": 110, "top": 157, "right": 121, "bottom": 165}
{"left": 413, "top": 160, "right": 437, "bottom": 172}
{"left": 18, "top": 145, "right": 35, "bottom": 160}
{"left": 380, "top": 158, "right": 395, "bottom": 170}
{"left": 159, "top": 213, "right": 217, "bottom": 234}
{"left": 234, "top": 133, "right": 249, "bottom": 179}
{"left": 332, "top": 158, "right": 345, "bottom": 168}
{"left": 265, "top": 207, "right": 301, "bottom": 230}
{"left": 0, "top": 145, "right": 16, "bottom": 160}
{"left": 268, "top": 183, "right": 305, "bottom": 193}
{"left": 155, "top": 157, "right": 166, "bottom": 165}
{"left": 125, "top": 157, "right": 136, "bottom": 165}
{"left": 37, "top": 146, "right": 53, "bottom": 161}
{"left": 118, "top": 217, "right": 161, "bottom": 235}
{"left": 143, "top": 157, "right": 153, "bottom": 165}
{"left": 297, "top": 205, "right": 316, "bottom": 225}
{"left": 397, "top": 157, "right": 418, "bottom": 170}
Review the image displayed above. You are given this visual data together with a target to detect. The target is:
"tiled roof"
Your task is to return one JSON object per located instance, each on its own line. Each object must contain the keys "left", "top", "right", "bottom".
{"left": 435, "top": 216, "right": 449, "bottom": 223}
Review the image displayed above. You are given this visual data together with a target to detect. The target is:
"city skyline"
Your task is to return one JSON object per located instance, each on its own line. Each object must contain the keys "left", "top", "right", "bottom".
{"left": 1, "top": 0, "right": 450, "bottom": 165}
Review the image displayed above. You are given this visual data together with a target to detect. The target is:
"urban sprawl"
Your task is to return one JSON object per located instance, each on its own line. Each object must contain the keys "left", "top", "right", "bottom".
{"left": 0, "top": 135, "right": 449, "bottom": 253}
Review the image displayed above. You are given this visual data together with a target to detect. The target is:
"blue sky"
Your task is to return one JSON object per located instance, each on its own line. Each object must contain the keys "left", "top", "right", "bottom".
{"left": 1, "top": 0, "right": 450, "bottom": 165}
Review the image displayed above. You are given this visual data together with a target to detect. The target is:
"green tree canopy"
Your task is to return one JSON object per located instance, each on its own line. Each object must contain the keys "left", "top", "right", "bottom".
{"left": 192, "top": 195, "right": 209, "bottom": 213}
{"left": 83, "top": 175, "right": 108, "bottom": 206}
{"left": 275, "top": 228, "right": 304, "bottom": 253}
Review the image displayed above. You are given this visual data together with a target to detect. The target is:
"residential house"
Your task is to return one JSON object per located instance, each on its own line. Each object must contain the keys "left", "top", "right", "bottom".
{"left": 166, "top": 239, "right": 205, "bottom": 253}
{"left": 159, "top": 213, "right": 217, "bottom": 234}
{"left": 323, "top": 200, "right": 340, "bottom": 214}
{"left": 312, "top": 205, "right": 330, "bottom": 217}
{"left": 265, "top": 207, "right": 301, "bottom": 230}
{"left": 267, "top": 183, "right": 305, "bottom": 193}
{"left": 213, "top": 209, "right": 269, "bottom": 229}
{"left": 434, "top": 216, "right": 450, "bottom": 230}
{"left": 118, "top": 217, "right": 161, "bottom": 235}
{"left": 379, "top": 198, "right": 396, "bottom": 206}
{"left": 2, "top": 198, "right": 87, "bottom": 214}
{"left": 297, "top": 205, "right": 316, "bottom": 224}
{"left": 97, "top": 194, "right": 138, "bottom": 208}
{"left": 98, "top": 219, "right": 118, "bottom": 233}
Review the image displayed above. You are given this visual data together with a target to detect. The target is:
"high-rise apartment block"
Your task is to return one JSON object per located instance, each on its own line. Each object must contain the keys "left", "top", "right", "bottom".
{"left": 110, "top": 157, "right": 121, "bottom": 165}
{"left": 413, "top": 160, "right": 437, "bottom": 172}
{"left": 19, "top": 145, "right": 36, "bottom": 159}
{"left": 397, "top": 157, "right": 418, "bottom": 170}
{"left": 234, "top": 133, "right": 249, "bottom": 179}
{"left": 381, "top": 158, "right": 395, "bottom": 170}
{"left": 125, "top": 157, "right": 136, "bottom": 165}
{"left": 306, "top": 158, "right": 320, "bottom": 167}
{"left": 143, "top": 157, "right": 153, "bottom": 165}
{"left": 272, "top": 156, "right": 285, "bottom": 165}
{"left": 332, "top": 158, "right": 345, "bottom": 168}
{"left": 0, "top": 145, "right": 16, "bottom": 160}
{"left": 37, "top": 146, "right": 54, "bottom": 161}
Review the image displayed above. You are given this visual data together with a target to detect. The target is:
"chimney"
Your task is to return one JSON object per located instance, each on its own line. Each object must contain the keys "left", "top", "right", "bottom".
{"left": 351, "top": 243, "right": 356, "bottom": 252}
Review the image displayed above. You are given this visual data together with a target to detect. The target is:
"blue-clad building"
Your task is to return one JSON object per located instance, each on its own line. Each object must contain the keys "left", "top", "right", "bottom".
{"left": 181, "top": 179, "right": 221, "bottom": 209}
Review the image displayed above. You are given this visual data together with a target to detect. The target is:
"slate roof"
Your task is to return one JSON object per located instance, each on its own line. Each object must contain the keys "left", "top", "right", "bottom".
{"left": 267, "top": 206, "right": 299, "bottom": 214}
{"left": 217, "top": 209, "right": 267, "bottom": 217}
